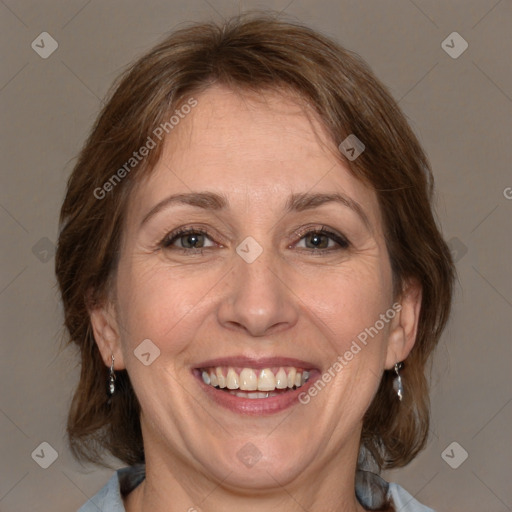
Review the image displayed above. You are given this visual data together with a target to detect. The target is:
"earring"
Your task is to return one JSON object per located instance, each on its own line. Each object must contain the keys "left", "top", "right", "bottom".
{"left": 108, "top": 354, "right": 116, "bottom": 396}
{"left": 393, "top": 361, "right": 404, "bottom": 401}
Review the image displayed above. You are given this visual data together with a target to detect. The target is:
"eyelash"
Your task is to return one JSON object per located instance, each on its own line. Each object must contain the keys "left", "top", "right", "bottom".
{"left": 159, "top": 226, "right": 350, "bottom": 255}
{"left": 160, "top": 227, "right": 214, "bottom": 254}
{"left": 291, "top": 226, "right": 350, "bottom": 254}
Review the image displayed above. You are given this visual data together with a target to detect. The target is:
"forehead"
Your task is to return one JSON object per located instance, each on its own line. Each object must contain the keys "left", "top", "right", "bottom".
{"left": 127, "top": 85, "right": 381, "bottom": 229}
{"left": 167, "top": 85, "right": 338, "bottom": 177}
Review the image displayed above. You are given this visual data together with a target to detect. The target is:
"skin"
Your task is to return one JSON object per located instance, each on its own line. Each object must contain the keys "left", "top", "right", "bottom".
{"left": 90, "top": 85, "right": 422, "bottom": 512}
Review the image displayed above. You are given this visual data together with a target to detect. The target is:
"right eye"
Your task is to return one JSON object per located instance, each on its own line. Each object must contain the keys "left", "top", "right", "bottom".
{"left": 160, "top": 227, "right": 216, "bottom": 252}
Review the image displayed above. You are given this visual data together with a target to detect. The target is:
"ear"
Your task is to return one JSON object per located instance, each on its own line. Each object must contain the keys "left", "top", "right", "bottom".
{"left": 384, "top": 278, "right": 422, "bottom": 369}
{"left": 89, "top": 300, "right": 126, "bottom": 370}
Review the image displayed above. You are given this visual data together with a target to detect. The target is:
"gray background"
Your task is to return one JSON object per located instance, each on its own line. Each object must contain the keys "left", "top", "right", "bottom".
{"left": 0, "top": 1, "right": 511, "bottom": 511}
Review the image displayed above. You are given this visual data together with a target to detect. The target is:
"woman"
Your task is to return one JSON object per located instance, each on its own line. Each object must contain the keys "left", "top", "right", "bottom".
{"left": 56, "top": 13, "right": 454, "bottom": 512}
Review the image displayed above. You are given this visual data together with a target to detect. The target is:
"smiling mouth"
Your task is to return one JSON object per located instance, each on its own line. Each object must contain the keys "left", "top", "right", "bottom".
{"left": 197, "top": 366, "right": 310, "bottom": 398}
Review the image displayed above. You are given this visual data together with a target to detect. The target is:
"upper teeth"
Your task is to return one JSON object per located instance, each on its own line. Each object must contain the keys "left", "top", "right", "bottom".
{"left": 201, "top": 367, "right": 310, "bottom": 391}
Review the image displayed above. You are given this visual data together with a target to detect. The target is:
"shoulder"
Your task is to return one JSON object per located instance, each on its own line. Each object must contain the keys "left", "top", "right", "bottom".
{"left": 77, "top": 471, "right": 123, "bottom": 512}
{"left": 356, "top": 470, "right": 435, "bottom": 511}
{"left": 388, "top": 482, "right": 436, "bottom": 512}
{"left": 77, "top": 465, "right": 145, "bottom": 512}
{"left": 78, "top": 467, "right": 435, "bottom": 512}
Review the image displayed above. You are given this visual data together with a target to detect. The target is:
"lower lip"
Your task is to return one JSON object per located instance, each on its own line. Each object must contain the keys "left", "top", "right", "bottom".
{"left": 193, "top": 370, "right": 319, "bottom": 415}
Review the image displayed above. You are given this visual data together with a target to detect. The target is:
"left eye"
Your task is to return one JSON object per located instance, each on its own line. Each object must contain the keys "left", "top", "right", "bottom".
{"left": 295, "top": 229, "right": 349, "bottom": 251}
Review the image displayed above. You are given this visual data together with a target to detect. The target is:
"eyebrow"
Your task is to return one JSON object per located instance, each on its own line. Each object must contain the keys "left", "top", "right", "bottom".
{"left": 140, "top": 192, "right": 228, "bottom": 226}
{"left": 140, "top": 191, "right": 370, "bottom": 229}
{"left": 285, "top": 192, "right": 370, "bottom": 229}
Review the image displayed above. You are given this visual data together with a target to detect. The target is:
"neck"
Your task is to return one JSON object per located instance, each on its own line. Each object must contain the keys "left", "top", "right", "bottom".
{"left": 124, "top": 437, "right": 368, "bottom": 512}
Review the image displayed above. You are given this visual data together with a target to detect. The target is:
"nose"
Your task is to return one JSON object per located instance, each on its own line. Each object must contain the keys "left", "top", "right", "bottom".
{"left": 216, "top": 248, "right": 299, "bottom": 337}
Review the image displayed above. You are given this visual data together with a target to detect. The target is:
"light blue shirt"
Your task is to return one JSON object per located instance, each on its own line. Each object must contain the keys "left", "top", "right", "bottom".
{"left": 78, "top": 466, "right": 435, "bottom": 511}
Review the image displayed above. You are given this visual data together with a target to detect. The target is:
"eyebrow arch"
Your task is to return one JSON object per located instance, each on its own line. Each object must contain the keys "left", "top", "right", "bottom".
{"left": 141, "top": 192, "right": 228, "bottom": 227}
{"left": 286, "top": 192, "right": 371, "bottom": 229}
{"left": 140, "top": 191, "right": 370, "bottom": 229}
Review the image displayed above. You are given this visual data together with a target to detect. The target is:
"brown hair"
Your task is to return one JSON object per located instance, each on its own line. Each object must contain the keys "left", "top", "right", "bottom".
{"left": 56, "top": 13, "right": 455, "bottom": 471}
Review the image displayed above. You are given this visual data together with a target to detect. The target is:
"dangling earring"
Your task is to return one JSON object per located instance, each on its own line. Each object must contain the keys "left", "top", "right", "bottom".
{"left": 393, "top": 361, "right": 404, "bottom": 401}
{"left": 108, "top": 354, "right": 116, "bottom": 396}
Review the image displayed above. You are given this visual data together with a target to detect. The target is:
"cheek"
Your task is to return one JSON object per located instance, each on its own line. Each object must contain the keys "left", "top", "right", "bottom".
{"left": 304, "top": 264, "right": 395, "bottom": 413}
{"left": 115, "top": 258, "right": 216, "bottom": 355}
{"left": 303, "top": 261, "right": 393, "bottom": 355}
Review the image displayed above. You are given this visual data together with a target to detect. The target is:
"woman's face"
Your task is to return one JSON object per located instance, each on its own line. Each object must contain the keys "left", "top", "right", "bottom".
{"left": 93, "top": 85, "right": 416, "bottom": 491}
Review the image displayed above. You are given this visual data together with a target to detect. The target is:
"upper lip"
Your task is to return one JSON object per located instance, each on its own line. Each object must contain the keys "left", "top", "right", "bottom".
{"left": 194, "top": 356, "right": 319, "bottom": 370}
